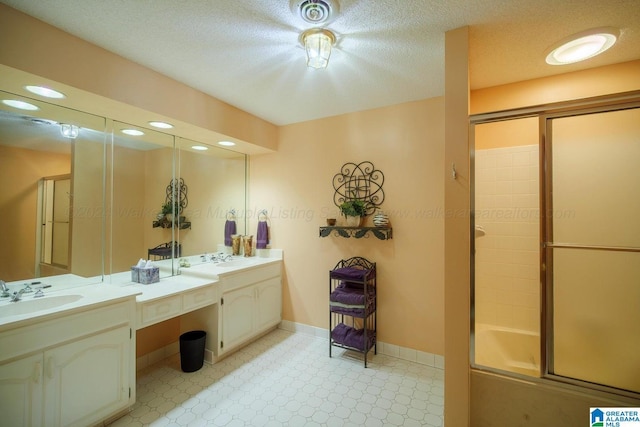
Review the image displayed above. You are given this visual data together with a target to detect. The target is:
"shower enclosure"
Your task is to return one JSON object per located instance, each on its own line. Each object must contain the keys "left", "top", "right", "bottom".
{"left": 471, "top": 93, "right": 640, "bottom": 398}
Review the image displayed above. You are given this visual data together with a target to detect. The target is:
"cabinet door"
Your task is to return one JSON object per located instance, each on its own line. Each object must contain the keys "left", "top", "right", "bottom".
{"left": 43, "top": 326, "right": 130, "bottom": 427}
{"left": 256, "top": 277, "right": 282, "bottom": 333}
{"left": 0, "top": 353, "right": 44, "bottom": 427}
{"left": 221, "top": 287, "right": 255, "bottom": 353}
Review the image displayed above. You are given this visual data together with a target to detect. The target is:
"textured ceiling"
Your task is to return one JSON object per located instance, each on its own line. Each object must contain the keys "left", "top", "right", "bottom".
{"left": 2, "top": 0, "right": 639, "bottom": 125}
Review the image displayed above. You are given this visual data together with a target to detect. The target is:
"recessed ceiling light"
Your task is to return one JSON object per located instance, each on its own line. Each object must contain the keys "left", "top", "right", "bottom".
{"left": 191, "top": 145, "right": 209, "bottom": 151}
{"left": 218, "top": 141, "right": 236, "bottom": 147}
{"left": 25, "top": 85, "right": 65, "bottom": 99}
{"left": 2, "top": 99, "right": 39, "bottom": 111}
{"left": 546, "top": 28, "right": 618, "bottom": 65}
{"left": 121, "top": 129, "right": 144, "bottom": 136}
{"left": 149, "top": 121, "right": 173, "bottom": 129}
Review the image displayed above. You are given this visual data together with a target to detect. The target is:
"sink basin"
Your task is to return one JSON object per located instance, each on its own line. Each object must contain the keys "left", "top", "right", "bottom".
{"left": 216, "top": 259, "right": 255, "bottom": 268}
{"left": 0, "top": 294, "right": 83, "bottom": 317}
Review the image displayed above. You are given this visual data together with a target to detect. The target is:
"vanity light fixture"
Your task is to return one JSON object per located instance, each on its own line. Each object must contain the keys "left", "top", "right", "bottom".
{"left": 2, "top": 99, "right": 39, "bottom": 111}
{"left": 301, "top": 28, "right": 336, "bottom": 69}
{"left": 148, "top": 121, "right": 173, "bottom": 129}
{"left": 218, "top": 141, "right": 236, "bottom": 147}
{"left": 545, "top": 27, "right": 618, "bottom": 65}
{"left": 121, "top": 129, "right": 144, "bottom": 136}
{"left": 60, "top": 123, "right": 80, "bottom": 139}
{"left": 25, "top": 85, "right": 65, "bottom": 99}
{"left": 191, "top": 145, "right": 209, "bottom": 151}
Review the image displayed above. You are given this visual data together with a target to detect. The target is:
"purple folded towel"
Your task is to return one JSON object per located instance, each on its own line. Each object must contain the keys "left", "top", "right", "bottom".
{"left": 332, "top": 323, "right": 375, "bottom": 352}
{"left": 224, "top": 220, "right": 236, "bottom": 246}
{"left": 256, "top": 220, "right": 269, "bottom": 249}
{"left": 330, "top": 284, "right": 366, "bottom": 305}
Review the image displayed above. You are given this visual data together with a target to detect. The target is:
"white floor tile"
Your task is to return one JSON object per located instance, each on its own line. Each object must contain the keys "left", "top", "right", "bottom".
{"left": 110, "top": 329, "right": 444, "bottom": 426}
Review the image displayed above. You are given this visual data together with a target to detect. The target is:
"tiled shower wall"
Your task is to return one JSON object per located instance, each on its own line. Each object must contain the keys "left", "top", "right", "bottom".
{"left": 474, "top": 145, "right": 539, "bottom": 333}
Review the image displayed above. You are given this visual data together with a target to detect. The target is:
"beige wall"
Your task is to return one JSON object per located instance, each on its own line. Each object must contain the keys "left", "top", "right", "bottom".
{"left": 0, "top": 146, "right": 70, "bottom": 281}
{"left": 443, "top": 26, "right": 471, "bottom": 427}
{"left": 250, "top": 98, "right": 445, "bottom": 355}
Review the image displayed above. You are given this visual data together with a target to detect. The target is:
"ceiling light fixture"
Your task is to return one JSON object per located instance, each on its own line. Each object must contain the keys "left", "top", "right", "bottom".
{"left": 191, "top": 145, "right": 209, "bottom": 151}
{"left": 545, "top": 27, "right": 618, "bottom": 65}
{"left": 60, "top": 123, "right": 79, "bottom": 139}
{"left": 2, "top": 99, "right": 39, "bottom": 111}
{"left": 218, "top": 141, "right": 235, "bottom": 147}
{"left": 149, "top": 121, "right": 173, "bottom": 129}
{"left": 25, "top": 85, "right": 65, "bottom": 99}
{"left": 122, "top": 129, "right": 144, "bottom": 136}
{"left": 301, "top": 28, "right": 336, "bottom": 69}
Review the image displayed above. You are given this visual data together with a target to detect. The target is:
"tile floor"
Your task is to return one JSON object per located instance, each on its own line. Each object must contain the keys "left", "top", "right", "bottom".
{"left": 109, "top": 329, "right": 444, "bottom": 426}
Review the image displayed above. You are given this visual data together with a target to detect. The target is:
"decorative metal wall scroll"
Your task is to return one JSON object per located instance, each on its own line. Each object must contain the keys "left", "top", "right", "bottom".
{"left": 332, "top": 161, "right": 385, "bottom": 216}
{"left": 166, "top": 178, "right": 188, "bottom": 210}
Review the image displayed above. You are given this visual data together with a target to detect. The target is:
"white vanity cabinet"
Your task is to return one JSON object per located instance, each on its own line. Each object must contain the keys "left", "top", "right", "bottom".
{"left": 219, "top": 262, "right": 282, "bottom": 355}
{"left": 0, "top": 298, "right": 136, "bottom": 427}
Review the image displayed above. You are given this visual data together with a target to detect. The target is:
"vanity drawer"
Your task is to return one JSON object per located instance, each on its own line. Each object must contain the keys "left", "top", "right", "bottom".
{"left": 182, "top": 286, "right": 217, "bottom": 312}
{"left": 139, "top": 296, "right": 181, "bottom": 328}
{"left": 222, "top": 263, "right": 282, "bottom": 292}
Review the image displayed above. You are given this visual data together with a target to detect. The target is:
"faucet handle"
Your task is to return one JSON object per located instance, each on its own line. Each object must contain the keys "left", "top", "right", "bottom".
{"left": 10, "top": 290, "right": 23, "bottom": 302}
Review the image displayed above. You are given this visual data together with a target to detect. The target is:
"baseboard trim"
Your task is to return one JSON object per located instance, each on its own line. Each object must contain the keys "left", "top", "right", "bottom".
{"left": 137, "top": 320, "right": 444, "bottom": 371}
{"left": 279, "top": 319, "right": 445, "bottom": 370}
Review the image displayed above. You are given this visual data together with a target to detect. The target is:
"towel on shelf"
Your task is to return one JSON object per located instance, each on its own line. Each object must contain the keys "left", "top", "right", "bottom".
{"left": 224, "top": 220, "right": 236, "bottom": 247}
{"left": 256, "top": 220, "right": 269, "bottom": 249}
{"left": 331, "top": 323, "right": 375, "bottom": 352}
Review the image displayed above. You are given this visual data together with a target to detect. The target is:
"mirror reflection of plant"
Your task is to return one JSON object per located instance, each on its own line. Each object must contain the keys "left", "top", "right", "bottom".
{"left": 161, "top": 201, "right": 182, "bottom": 216}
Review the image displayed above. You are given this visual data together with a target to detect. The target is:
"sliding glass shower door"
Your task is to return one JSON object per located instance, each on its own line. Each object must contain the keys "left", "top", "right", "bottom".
{"left": 544, "top": 106, "right": 640, "bottom": 395}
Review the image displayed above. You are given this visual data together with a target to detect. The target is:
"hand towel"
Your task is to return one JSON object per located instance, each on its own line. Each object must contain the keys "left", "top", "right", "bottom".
{"left": 224, "top": 220, "right": 236, "bottom": 246}
{"left": 256, "top": 220, "right": 269, "bottom": 249}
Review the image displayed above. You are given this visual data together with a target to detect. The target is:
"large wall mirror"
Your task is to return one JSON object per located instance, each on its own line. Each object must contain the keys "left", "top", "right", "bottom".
{"left": 0, "top": 89, "right": 247, "bottom": 284}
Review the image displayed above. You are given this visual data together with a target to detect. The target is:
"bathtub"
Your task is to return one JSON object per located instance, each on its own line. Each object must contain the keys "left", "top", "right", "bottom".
{"left": 474, "top": 324, "right": 540, "bottom": 377}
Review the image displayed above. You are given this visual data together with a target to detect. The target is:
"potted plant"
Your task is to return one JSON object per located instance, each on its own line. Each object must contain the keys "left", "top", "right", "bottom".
{"left": 339, "top": 199, "right": 367, "bottom": 227}
{"left": 161, "top": 201, "right": 181, "bottom": 221}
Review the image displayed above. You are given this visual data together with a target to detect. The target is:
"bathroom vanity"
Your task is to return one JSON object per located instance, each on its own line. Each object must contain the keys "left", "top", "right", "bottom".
{"left": 135, "top": 253, "right": 283, "bottom": 360}
{"left": 0, "top": 252, "right": 282, "bottom": 426}
{"left": 0, "top": 282, "right": 139, "bottom": 427}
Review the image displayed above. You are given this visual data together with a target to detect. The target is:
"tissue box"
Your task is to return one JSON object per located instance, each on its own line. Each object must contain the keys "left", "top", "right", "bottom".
{"left": 131, "top": 266, "right": 160, "bottom": 284}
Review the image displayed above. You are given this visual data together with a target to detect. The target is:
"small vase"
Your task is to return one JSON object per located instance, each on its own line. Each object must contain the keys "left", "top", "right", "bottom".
{"left": 243, "top": 235, "right": 253, "bottom": 257}
{"left": 345, "top": 216, "right": 363, "bottom": 227}
{"left": 373, "top": 210, "right": 389, "bottom": 227}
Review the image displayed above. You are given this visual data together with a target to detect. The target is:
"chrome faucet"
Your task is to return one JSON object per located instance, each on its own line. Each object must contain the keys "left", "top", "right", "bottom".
{"left": 10, "top": 288, "right": 27, "bottom": 302}
{"left": 0, "top": 280, "right": 9, "bottom": 298}
{"left": 210, "top": 253, "right": 232, "bottom": 262}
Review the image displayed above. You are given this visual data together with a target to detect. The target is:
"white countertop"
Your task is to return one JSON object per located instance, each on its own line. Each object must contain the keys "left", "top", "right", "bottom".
{"left": 0, "top": 251, "right": 283, "bottom": 330}
{"left": 0, "top": 275, "right": 141, "bottom": 331}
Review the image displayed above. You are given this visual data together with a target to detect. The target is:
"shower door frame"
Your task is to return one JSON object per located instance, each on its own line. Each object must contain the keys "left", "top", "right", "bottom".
{"left": 541, "top": 97, "right": 640, "bottom": 399}
{"left": 469, "top": 90, "right": 640, "bottom": 399}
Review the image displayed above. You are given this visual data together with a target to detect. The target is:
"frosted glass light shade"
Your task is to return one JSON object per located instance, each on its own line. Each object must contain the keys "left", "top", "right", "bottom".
{"left": 302, "top": 28, "right": 336, "bottom": 69}
{"left": 546, "top": 28, "right": 618, "bottom": 65}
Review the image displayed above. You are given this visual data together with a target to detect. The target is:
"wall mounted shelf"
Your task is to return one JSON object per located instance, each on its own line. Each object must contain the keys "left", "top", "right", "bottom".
{"left": 319, "top": 226, "right": 392, "bottom": 240}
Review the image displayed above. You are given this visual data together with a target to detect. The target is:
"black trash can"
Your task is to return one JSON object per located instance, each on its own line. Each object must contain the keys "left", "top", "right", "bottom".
{"left": 179, "top": 330, "right": 206, "bottom": 372}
